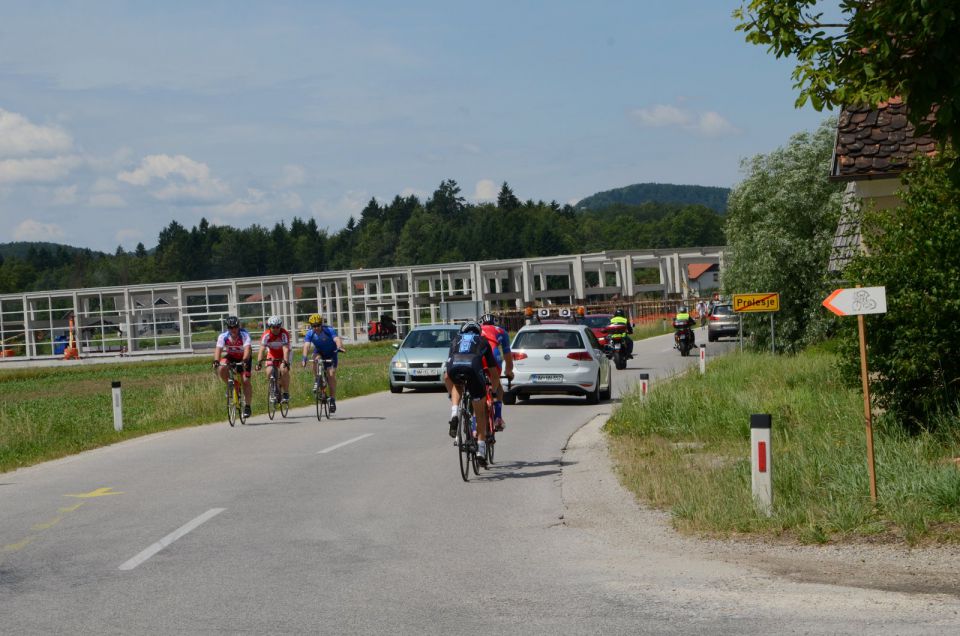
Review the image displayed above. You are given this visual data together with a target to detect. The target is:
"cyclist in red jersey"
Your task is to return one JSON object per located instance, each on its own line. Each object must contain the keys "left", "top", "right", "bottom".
{"left": 255, "top": 315, "right": 292, "bottom": 403}
{"left": 479, "top": 313, "right": 513, "bottom": 431}
{"left": 213, "top": 315, "right": 253, "bottom": 418}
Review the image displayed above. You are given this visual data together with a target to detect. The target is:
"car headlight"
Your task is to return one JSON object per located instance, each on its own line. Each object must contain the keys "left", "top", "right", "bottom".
{"left": 392, "top": 360, "right": 406, "bottom": 370}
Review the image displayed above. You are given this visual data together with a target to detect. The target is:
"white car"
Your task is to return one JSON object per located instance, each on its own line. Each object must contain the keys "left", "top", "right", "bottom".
{"left": 504, "top": 323, "right": 612, "bottom": 404}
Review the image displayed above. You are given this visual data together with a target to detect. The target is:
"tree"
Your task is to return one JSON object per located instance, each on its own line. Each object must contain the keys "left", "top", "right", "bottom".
{"left": 497, "top": 182, "right": 520, "bottom": 211}
{"left": 734, "top": 1, "right": 960, "bottom": 169}
{"left": 841, "top": 151, "right": 960, "bottom": 430}
{"left": 723, "top": 119, "right": 844, "bottom": 352}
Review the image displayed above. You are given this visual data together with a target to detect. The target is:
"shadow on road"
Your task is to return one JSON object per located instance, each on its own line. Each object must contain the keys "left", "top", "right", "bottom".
{"left": 474, "top": 457, "right": 573, "bottom": 481}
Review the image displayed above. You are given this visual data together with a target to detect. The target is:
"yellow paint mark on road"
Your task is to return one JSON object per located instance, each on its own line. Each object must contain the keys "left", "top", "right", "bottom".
{"left": 64, "top": 487, "right": 123, "bottom": 499}
{"left": 59, "top": 503, "right": 84, "bottom": 513}
{"left": 33, "top": 516, "right": 63, "bottom": 531}
{"left": 3, "top": 536, "right": 35, "bottom": 552}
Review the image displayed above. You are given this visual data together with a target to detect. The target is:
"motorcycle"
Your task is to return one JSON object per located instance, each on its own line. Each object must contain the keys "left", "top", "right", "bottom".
{"left": 603, "top": 324, "right": 631, "bottom": 370}
{"left": 673, "top": 320, "right": 695, "bottom": 356}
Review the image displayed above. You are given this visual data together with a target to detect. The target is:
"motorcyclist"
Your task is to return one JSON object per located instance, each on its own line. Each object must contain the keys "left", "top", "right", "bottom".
{"left": 607, "top": 308, "right": 634, "bottom": 358}
{"left": 673, "top": 305, "right": 697, "bottom": 346}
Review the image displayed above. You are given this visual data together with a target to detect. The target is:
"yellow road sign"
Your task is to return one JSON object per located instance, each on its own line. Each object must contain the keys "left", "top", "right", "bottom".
{"left": 733, "top": 293, "right": 780, "bottom": 313}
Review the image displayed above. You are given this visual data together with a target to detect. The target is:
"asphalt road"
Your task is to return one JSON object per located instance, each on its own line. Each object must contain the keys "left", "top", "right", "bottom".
{"left": 2, "top": 330, "right": 957, "bottom": 634}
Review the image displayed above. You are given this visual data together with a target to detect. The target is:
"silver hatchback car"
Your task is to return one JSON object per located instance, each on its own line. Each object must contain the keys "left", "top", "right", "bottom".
{"left": 707, "top": 304, "right": 740, "bottom": 342}
{"left": 388, "top": 325, "right": 460, "bottom": 392}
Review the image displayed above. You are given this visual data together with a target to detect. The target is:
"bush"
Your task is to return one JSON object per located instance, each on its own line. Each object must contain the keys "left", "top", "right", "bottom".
{"left": 843, "top": 151, "right": 960, "bottom": 431}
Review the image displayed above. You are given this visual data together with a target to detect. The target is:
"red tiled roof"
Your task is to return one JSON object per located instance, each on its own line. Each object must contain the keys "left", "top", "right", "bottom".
{"left": 831, "top": 98, "right": 938, "bottom": 181}
{"left": 686, "top": 263, "right": 716, "bottom": 280}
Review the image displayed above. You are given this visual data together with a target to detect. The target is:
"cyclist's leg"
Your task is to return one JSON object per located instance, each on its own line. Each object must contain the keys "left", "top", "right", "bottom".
{"left": 241, "top": 360, "right": 253, "bottom": 412}
{"left": 487, "top": 367, "right": 505, "bottom": 430}
{"left": 279, "top": 360, "right": 290, "bottom": 395}
{"left": 218, "top": 358, "right": 230, "bottom": 383}
{"left": 445, "top": 371, "right": 460, "bottom": 427}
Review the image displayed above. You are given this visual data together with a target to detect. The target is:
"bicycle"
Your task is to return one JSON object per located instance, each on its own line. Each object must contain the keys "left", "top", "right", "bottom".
{"left": 482, "top": 374, "right": 511, "bottom": 466}
{"left": 264, "top": 359, "right": 290, "bottom": 420}
{"left": 220, "top": 361, "right": 248, "bottom": 426}
{"left": 311, "top": 356, "right": 336, "bottom": 421}
{"left": 453, "top": 381, "right": 480, "bottom": 481}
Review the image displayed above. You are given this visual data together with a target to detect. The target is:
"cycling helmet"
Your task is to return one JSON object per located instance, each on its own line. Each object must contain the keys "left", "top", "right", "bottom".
{"left": 308, "top": 313, "right": 322, "bottom": 326}
{"left": 225, "top": 315, "right": 240, "bottom": 329}
{"left": 678, "top": 305, "right": 689, "bottom": 313}
{"left": 614, "top": 308, "right": 625, "bottom": 317}
{"left": 267, "top": 315, "right": 282, "bottom": 328}
{"left": 459, "top": 321, "right": 482, "bottom": 335}
{"left": 479, "top": 313, "right": 496, "bottom": 325}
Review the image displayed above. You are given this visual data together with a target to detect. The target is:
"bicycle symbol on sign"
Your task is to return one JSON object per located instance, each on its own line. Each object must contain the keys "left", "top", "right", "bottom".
{"left": 851, "top": 290, "right": 877, "bottom": 312}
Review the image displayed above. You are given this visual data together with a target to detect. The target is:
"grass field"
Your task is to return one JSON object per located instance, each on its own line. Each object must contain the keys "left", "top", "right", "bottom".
{"left": 606, "top": 346, "right": 960, "bottom": 544}
{"left": 0, "top": 341, "right": 397, "bottom": 473}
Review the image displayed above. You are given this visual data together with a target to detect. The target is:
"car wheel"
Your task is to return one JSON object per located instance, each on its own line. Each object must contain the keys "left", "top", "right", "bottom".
{"left": 586, "top": 373, "right": 600, "bottom": 404}
{"left": 600, "top": 374, "right": 612, "bottom": 401}
{"left": 708, "top": 333, "right": 717, "bottom": 342}
{"left": 517, "top": 393, "right": 530, "bottom": 401}
{"left": 503, "top": 391, "right": 517, "bottom": 406}
{"left": 389, "top": 382, "right": 403, "bottom": 394}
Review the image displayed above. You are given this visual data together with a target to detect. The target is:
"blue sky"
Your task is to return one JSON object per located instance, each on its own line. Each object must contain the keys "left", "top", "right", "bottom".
{"left": 0, "top": 1, "right": 834, "bottom": 253}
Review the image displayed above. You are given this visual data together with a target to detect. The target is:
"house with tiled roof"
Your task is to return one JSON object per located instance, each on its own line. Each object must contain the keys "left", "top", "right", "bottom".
{"left": 828, "top": 97, "right": 938, "bottom": 272}
{"left": 685, "top": 262, "right": 720, "bottom": 296}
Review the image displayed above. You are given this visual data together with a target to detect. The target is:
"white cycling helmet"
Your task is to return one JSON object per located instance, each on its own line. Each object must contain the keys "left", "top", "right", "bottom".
{"left": 266, "top": 315, "right": 282, "bottom": 328}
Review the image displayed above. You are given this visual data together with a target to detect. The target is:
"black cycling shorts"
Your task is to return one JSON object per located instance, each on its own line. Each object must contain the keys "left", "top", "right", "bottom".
{"left": 447, "top": 358, "right": 486, "bottom": 398}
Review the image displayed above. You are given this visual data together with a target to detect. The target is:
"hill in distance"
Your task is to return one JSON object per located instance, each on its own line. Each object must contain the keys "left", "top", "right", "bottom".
{"left": 0, "top": 241, "right": 107, "bottom": 260}
{"left": 575, "top": 182, "right": 730, "bottom": 213}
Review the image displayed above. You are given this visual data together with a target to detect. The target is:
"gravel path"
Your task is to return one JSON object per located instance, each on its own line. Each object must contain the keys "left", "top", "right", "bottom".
{"left": 563, "top": 413, "right": 960, "bottom": 598}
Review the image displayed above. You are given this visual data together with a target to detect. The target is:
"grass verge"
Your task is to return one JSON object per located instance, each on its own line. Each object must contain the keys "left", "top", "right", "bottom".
{"left": 606, "top": 346, "right": 960, "bottom": 545}
{"left": 0, "top": 341, "right": 396, "bottom": 473}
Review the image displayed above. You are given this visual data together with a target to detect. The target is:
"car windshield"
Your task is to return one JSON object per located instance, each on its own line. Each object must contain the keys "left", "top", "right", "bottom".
{"left": 581, "top": 316, "right": 611, "bottom": 328}
{"left": 401, "top": 329, "right": 456, "bottom": 349}
{"left": 513, "top": 330, "right": 584, "bottom": 350}
{"left": 712, "top": 306, "right": 733, "bottom": 316}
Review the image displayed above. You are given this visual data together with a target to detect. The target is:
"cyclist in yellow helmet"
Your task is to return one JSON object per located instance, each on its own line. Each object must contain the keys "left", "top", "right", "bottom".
{"left": 302, "top": 313, "right": 345, "bottom": 412}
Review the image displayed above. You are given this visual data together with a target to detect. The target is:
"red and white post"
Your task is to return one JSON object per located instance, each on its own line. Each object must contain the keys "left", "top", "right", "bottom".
{"left": 698, "top": 345, "right": 706, "bottom": 375}
{"left": 750, "top": 414, "right": 772, "bottom": 516}
{"left": 639, "top": 373, "right": 649, "bottom": 400}
{"left": 111, "top": 381, "right": 123, "bottom": 432}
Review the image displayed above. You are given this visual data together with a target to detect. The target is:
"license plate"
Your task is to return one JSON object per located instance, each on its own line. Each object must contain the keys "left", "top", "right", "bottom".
{"left": 410, "top": 368, "right": 438, "bottom": 376}
{"left": 531, "top": 374, "right": 563, "bottom": 383}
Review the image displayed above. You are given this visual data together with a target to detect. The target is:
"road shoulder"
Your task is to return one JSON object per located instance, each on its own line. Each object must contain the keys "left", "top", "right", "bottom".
{"left": 561, "top": 412, "right": 960, "bottom": 597}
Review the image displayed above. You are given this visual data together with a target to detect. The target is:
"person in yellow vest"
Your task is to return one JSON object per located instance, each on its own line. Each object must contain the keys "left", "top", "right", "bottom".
{"left": 607, "top": 308, "right": 634, "bottom": 358}
{"left": 674, "top": 305, "right": 697, "bottom": 344}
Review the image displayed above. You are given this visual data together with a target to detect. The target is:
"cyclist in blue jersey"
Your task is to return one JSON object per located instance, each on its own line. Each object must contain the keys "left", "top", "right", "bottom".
{"left": 300, "top": 313, "right": 345, "bottom": 413}
{"left": 444, "top": 322, "right": 499, "bottom": 465}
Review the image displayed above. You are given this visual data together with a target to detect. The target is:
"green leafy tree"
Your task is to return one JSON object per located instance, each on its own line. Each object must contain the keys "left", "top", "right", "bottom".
{"left": 842, "top": 151, "right": 960, "bottom": 430}
{"left": 734, "top": 1, "right": 960, "bottom": 168}
{"left": 723, "top": 119, "right": 844, "bottom": 352}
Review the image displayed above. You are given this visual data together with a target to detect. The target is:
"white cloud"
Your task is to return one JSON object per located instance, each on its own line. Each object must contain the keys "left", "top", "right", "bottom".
{"left": 88, "top": 193, "right": 126, "bottom": 208}
{"left": 473, "top": 179, "right": 497, "bottom": 201}
{"left": 277, "top": 164, "right": 306, "bottom": 187}
{"left": 211, "top": 188, "right": 304, "bottom": 217}
{"left": 462, "top": 143, "right": 481, "bottom": 155}
{"left": 91, "top": 177, "right": 120, "bottom": 192}
{"left": 52, "top": 185, "right": 79, "bottom": 205}
{"left": 0, "top": 156, "right": 83, "bottom": 184}
{"left": 632, "top": 104, "right": 690, "bottom": 127}
{"left": 13, "top": 218, "right": 65, "bottom": 241}
{"left": 117, "top": 154, "right": 213, "bottom": 186}
{"left": 695, "top": 111, "right": 741, "bottom": 136}
{"left": 115, "top": 228, "right": 144, "bottom": 244}
{"left": 0, "top": 109, "right": 73, "bottom": 158}
{"left": 310, "top": 190, "right": 369, "bottom": 225}
{"left": 399, "top": 187, "right": 427, "bottom": 200}
{"left": 631, "top": 104, "right": 741, "bottom": 137}
{"left": 117, "top": 153, "right": 230, "bottom": 203}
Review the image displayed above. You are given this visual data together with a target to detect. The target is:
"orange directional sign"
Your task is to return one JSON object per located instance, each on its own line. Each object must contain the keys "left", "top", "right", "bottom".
{"left": 822, "top": 286, "right": 887, "bottom": 316}
{"left": 732, "top": 293, "right": 779, "bottom": 313}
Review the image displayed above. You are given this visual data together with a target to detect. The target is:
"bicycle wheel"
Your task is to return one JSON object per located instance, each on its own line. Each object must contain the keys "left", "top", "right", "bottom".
{"left": 238, "top": 383, "right": 247, "bottom": 425}
{"left": 267, "top": 372, "right": 277, "bottom": 420}
{"left": 457, "top": 407, "right": 471, "bottom": 482}
{"left": 279, "top": 383, "right": 289, "bottom": 418}
{"left": 226, "top": 379, "right": 237, "bottom": 427}
{"left": 320, "top": 390, "right": 330, "bottom": 419}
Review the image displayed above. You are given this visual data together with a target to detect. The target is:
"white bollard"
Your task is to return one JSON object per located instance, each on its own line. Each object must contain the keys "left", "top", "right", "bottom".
{"left": 699, "top": 345, "right": 706, "bottom": 375}
{"left": 639, "top": 373, "right": 649, "bottom": 400}
{"left": 112, "top": 381, "right": 123, "bottom": 432}
{"left": 751, "top": 414, "right": 772, "bottom": 516}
